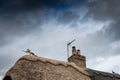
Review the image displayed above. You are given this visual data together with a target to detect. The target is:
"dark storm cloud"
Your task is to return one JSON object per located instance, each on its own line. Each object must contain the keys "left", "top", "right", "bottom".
{"left": 58, "top": 11, "right": 80, "bottom": 25}
{"left": 86, "top": 0, "right": 120, "bottom": 41}
{"left": 0, "top": 0, "right": 61, "bottom": 13}
{"left": 0, "top": 12, "right": 43, "bottom": 46}
{"left": 87, "top": 0, "right": 120, "bottom": 20}
{"left": 0, "top": 0, "right": 56, "bottom": 46}
{"left": 104, "top": 21, "right": 120, "bottom": 41}
{"left": 0, "top": 0, "right": 86, "bottom": 14}
{"left": 0, "top": 0, "right": 87, "bottom": 46}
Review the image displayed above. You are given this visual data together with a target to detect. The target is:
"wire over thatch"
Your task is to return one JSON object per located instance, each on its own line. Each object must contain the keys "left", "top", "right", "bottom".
{"left": 3, "top": 55, "right": 90, "bottom": 80}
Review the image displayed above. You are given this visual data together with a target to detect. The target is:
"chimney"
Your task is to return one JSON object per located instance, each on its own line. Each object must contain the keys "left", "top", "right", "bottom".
{"left": 68, "top": 46, "right": 86, "bottom": 69}
{"left": 72, "top": 46, "right": 77, "bottom": 55}
{"left": 77, "top": 50, "right": 80, "bottom": 55}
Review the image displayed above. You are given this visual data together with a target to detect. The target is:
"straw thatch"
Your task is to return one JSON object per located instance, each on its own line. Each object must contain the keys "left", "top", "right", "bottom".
{"left": 3, "top": 55, "right": 90, "bottom": 80}
{"left": 3, "top": 51, "right": 120, "bottom": 80}
{"left": 87, "top": 68, "right": 120, "bottom": 80}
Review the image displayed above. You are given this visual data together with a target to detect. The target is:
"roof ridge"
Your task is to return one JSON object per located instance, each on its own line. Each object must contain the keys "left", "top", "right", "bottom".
{"left": 87, "top": 68, "right": 120, "bottom": 79}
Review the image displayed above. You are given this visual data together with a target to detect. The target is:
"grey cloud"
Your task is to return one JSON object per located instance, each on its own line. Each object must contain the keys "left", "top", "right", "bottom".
{"left": 0, "top": 13, "right": 41, "bottom": 46}
{"left": 87, "top": 0, "right": 120, "bottom": 21}
{"left": 0, "top": 54, "right": 12, "bottom": 71}
{"left": 76, "top": 26, "right": 120, "bottom": 58}
{"left": 85, "top": 0, "right": 120, "bottom": 41}
{"left": 104, "top": 21, "right": 120, "bottom": 41}
{"left": 58, "top": 11, "right": 80, "bottom": 25}
{"left": 0, "top": 8, "right": 53, "bottom": 46}
{"left": 0, "top": 0, "right": 80, "bottom": 47}
{"left": 0, "top": 0, "right": 87, "bottom": 47}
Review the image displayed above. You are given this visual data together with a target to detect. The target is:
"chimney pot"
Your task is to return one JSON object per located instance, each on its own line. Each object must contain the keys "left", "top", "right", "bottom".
{"left": 77, "top": 50, "right": 80, "bottom": 55}
{"left": 72, "top": 46, "right": 76, "bottom": 55}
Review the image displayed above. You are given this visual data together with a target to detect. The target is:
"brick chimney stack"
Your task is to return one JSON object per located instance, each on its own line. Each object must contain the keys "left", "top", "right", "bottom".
{"left": 68, "top": 46, "right": 86, "bottom": 69}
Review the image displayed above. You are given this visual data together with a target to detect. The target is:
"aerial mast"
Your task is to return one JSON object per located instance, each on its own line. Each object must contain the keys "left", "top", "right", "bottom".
{"left": 67, "top": 39, "right": 76, "bottom": 58}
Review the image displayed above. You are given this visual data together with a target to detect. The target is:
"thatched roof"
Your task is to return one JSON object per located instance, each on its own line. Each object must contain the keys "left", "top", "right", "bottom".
{"left": 3, "top": 55, "right": 120, "bottom": 80}
{"left": 3, "top": 55, "right": 90, "bottom": 80}
{"left": 87, "top": 68, "right": 120, "bottom": 80}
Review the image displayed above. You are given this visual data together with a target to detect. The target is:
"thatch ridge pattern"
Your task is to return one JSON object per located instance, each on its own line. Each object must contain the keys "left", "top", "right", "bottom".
{"left": 17, "top": 55, "right": 89, "bottom": 76}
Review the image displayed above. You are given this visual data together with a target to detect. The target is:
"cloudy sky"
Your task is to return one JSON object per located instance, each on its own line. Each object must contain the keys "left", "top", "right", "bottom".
{"left": 0, "top": 0, "right": 120, "bottom": 79}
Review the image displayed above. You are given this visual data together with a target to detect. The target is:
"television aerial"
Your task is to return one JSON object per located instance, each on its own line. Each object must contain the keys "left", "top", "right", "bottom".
{"left": 67, "top": 39, "right": 76, "bottom": 58}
